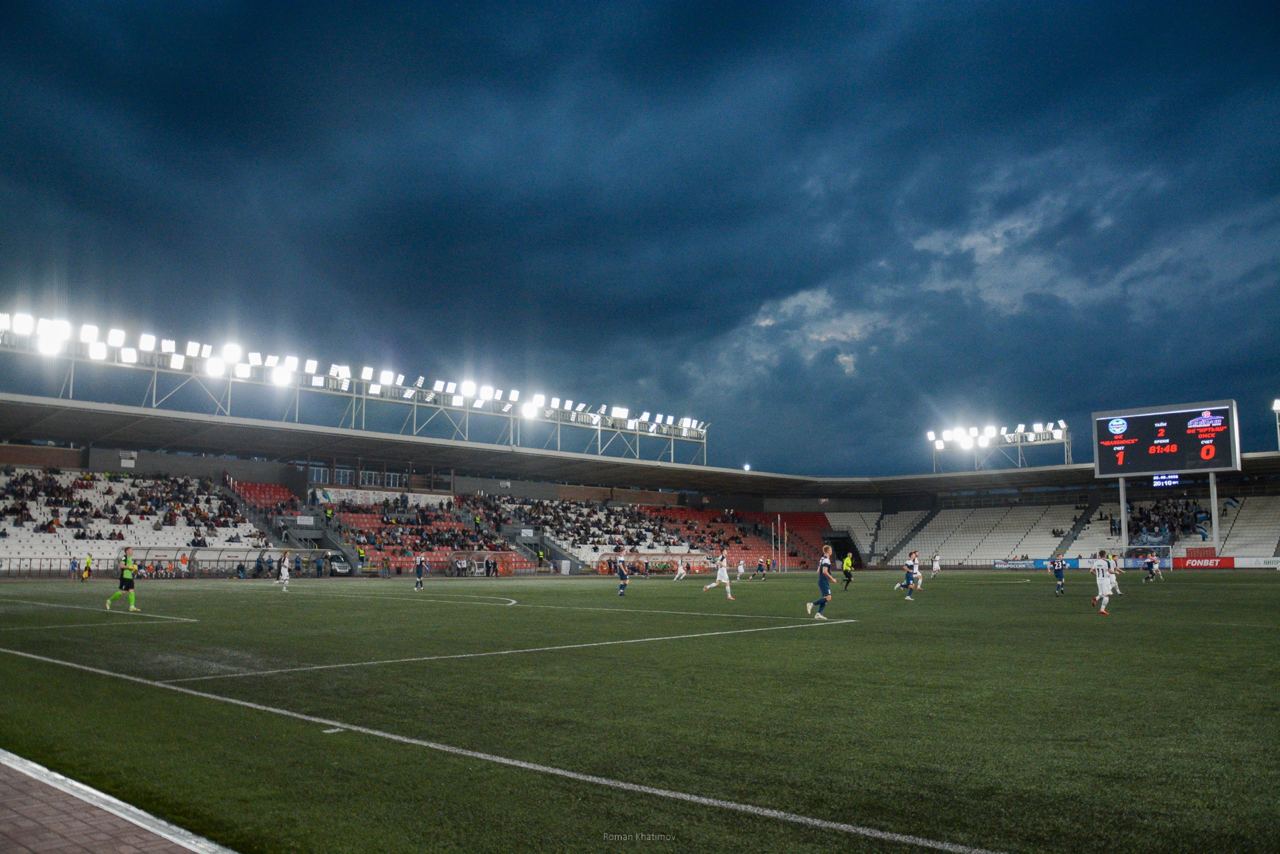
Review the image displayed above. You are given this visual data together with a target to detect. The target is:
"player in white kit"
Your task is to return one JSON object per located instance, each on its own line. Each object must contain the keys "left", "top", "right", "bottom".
{"left": 673, "top": 559, "right": 688, "bottom": 581}
{"left": 702, "top": 550, "right": 735, "bottom": 600}
{"left": 1090, "top": 550, "right": 1112, "bottom": 615}
{"left": 1108, "top": 554, "right": 1124, "bottom": 595}
{"left": 736, "top": 559, "right": 746, "bottom": 581}
{"left": 931, "top": 553, "right": 942, "bottom": 578}
{"left": 277, "top": 551, "right": 290, "bottom": 592}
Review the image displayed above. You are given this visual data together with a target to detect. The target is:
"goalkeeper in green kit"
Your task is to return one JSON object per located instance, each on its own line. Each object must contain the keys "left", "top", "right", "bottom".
{"left": 105, "top": 547, "right": 141, "bottom": 612}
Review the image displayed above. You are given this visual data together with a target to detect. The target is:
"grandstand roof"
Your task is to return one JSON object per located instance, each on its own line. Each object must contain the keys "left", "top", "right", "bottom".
{"left": 3, "top": 393, "right": 1279, "bottom": 498}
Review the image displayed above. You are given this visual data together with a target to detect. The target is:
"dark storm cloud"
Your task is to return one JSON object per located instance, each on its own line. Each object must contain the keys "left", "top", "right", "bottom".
{"left": 1, "top": 1, "right": 1278, "bottom": 474}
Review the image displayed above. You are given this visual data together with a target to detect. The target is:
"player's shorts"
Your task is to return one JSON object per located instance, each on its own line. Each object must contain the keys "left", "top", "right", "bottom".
{"left": 1108, "top": 577, "right": 1119, "bottom": 593}
{"left": 118, "top": 577, "right": 134, "bottom": 591}
{"left": 616, "top": 570, "right": 628, "bottom": 581}
{"left": 843, "top": 570, "right": 853, "bottom": 580}
{"left": 903, "top": 571, "right": 914, "bottom": 585}
{"left": 1053, "top": 569, "right": 1065, "bottom": 580}
{"left": 715, "top": 569, "right": 730, "bottom": 583}
{"left": 818, "top": 579, "right": 831, "bottom": 596}
{"left": 1095, "top": 576, "right": 1110, "bottom": 596}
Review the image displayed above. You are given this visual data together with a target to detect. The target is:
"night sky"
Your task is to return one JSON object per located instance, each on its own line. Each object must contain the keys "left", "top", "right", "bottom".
{"left": 2, "top": 2, "right": 1278, "bottom": 475}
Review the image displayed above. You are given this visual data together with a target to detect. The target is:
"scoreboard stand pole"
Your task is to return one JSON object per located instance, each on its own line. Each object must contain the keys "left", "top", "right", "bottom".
{"left": 1119, "top": 476, "right": 1129, "bottom": 551}
{"left": 1209, "top": 471, "right": 1220, "bottom": 554}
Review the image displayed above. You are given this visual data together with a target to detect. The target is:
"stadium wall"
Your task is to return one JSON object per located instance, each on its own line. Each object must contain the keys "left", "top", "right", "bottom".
{"left": 0, "top": 445, "right": 86, "bottom": 469}
{"left": 85, "top": 447, "right": 306, "bottom": 494}
{"left": 454, "top": 474, "right": 681, "bottom": 506}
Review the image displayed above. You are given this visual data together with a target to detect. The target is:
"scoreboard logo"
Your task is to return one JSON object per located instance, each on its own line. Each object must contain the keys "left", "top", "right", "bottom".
{"left": 1107, "top": 418, "right": 1128, "bottom": 435}
{"left": 1187, "top": 410, "right": 1224, "bottom": 429}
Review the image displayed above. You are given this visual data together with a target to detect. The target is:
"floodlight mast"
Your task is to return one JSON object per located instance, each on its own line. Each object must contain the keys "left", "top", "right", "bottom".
{"left": 928, "top": 420, "right": 1071, "bottom": 471}
{"left": 0, "top": 310, "right": 710, "bottom": 465}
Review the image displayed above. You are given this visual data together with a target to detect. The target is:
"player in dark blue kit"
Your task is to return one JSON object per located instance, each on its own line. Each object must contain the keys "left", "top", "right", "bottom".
{"left": 805, "top": 544, "right": 835, "bottom": 620}
{"left": 1048, "top": 558, "right": 1066, "bottom": 596}
{"left": 414, "top": 557, "right": 426, "bottom": 591}
{"left": 616, "top": 558, "right": 630, "bottom": 597}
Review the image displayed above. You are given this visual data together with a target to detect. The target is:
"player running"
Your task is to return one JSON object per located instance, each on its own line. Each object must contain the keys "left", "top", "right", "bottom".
{"left": 1048, "top": 558, "right": 1066, "bottom": 596}
{"left": 748, "top": 556, "right": 766, "bottom": 581}
{"left": 1142, "top": 552, "right": 1163, "bottom": 583}
{"left": 1108, "top": 554, "right": 1125, "bottom": 595}
{"left": 105, "top": 548, "right": 141, "bottom": 612}
{"left": 736, "top": 559, "right": 746, "bottom": 581}
{"left": 805, "top": 544, "right": 836, "bottom": 620}
{"left": 673, "top": 559, "right": 688, "bottom": 581}
{"left": 702, "top": 550, "right": 735, "bottom": 600}
{"left": 841, "top": 552, "right": 854, "bottom": 590}
{"left": 894, "top": 551, "right": 920, "bottom": 601}
{"left": 1091, "top": 550, "right": 1113, "bottom": 616}
{"left": 931, "top": 553, "right": 942, "bottom": 578}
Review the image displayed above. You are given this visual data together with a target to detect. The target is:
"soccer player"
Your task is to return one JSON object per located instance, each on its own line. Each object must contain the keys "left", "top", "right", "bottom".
{"left": 931, "top": 553, "right": 942, "bottom": 578}
{"left": 1091, "top": 550, "right": 1112, "bottom": 616}
{"left": 1109, "top": 554, "right": 1125, "bottom": 595}
{"left": 841, "top": 552, "right": 854, "bottom": 590}
{"left": 105, "top": 548, "right": 141, "bottom": 612}
{"left": 616, "top": 558, "right": 630, "bottom": 597}
{"left": 702, "top": 550, "right": 735, "bottom": 600}
{"left": 414, "top": 557, "right": 426, "bottom": 590}
{"left": 894, "top": 551, "right": 919, "bottom": 601}
{"left": 82, "top": 553, "right": 92, "bottom": 582}
{"left": 1048, "top": 558, "right": 1066, "bottom": 596}
{"left": 673, "top": 559, "right": 688, "bottom": 581}
{"left": 749, "top": 555, "right": 766, "bottom": 581}
{"left": 1142, "top": 552, "right": 1162, "bottom": 583}
{"left": 805, "top": 544, "right": 835, "bottom": 620}
{"left": 736, "top": 559, "right": 746, "bottom": 581}
{"left": 278, "top": 551, "right": 290, "bottom": 592}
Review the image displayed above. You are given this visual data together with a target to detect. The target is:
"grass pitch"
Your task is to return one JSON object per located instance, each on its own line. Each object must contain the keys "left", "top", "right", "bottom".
{"left": 1, "top": 570, "right": 1277, "bottom": 853}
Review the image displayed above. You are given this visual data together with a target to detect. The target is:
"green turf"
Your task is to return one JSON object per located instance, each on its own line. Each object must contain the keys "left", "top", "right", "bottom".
{"left": 1, "top": 570, "right": 1277, "bottom": 853}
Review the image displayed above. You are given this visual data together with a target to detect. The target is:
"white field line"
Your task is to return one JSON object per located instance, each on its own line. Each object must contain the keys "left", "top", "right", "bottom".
{"left": 285, "top": 588, "right": 813, "bottom": 622}
{"left": 0, "top": 620, "right": 193, "bottom": 632}
{"left": 0, "top": 746, "right": 233, "bottom": 854}
{"left": 0, "top": 597, "right": 198, "bottom": 623}
{"left": 160, "top": 619, "right": 855, "bottom": 683}
{"left": 0, "top": 646, "right": 1000, "bottom": 854}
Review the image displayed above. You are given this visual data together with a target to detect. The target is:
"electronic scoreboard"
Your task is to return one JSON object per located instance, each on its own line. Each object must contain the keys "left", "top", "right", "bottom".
{"left": 1092, "top": 400, "right": 1241, "bottom": 478}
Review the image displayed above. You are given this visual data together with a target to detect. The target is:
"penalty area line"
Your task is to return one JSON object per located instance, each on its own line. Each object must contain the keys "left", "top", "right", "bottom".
{"left": 0, "top": 597, "right": 198, "bottom": 623}
{"left": 159, "top": 619, "right": 856, "bottom": 683}
{"left": 0, "top": 645, "right": 999, "bottom": 854}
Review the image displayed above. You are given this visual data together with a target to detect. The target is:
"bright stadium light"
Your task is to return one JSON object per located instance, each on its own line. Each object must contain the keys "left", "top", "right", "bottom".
{"left": 313, "top": 376, "right": 327, "bottom": 388}
{"left": 283, "top": 355, "right": 298, "bottom": 372}
{"left": 472, "top": 399, "right": 484, "bottom": 409}
{"left": 88, "top": 341, "right": 108, "bottom": 360}
{"left": 222, "top": 343, "right": 242, "bottom": 363}
{"left": 743, "top": 463, "right": 751, "bottom": 471}
{"left": 248, "top": 351, "right": 262, "bottom": 365}
{"left": 459, "top": 380, "right": 476, "bottom": 398}
{"left": 139, "top": 334, "right": 156, "bottom": 352}
{"left": 564, "top": 400, "right": 574, "bottom": 410}
{"left": 532, "top": 394, "right": 546, "bottom": 407}
{"left": 414, "top": 376, "right": 425, "bottom": 388}
{"left": 304, "top": 359, "right": 318, "bottom": 374}
{"left": 12, "top": 313, "right": 35, "bottom": 335}
{"left": 967, "top": 426, "right": 979, "bottom": 437}
{"left": 395, "top": 374, "right": 405, "bottom": 386}
{"left": 550, "top": 397, "right": 560, "bottom": 409}
{"left": 339, "top": 378, "right": 350, "bottom": 391}
{"left": 978, "top": 435, "right": 990, "bottom": 448}
{"left": 941, "top": 429, "right": 953, "bottom": 442}
{"left": 507, "top": 389, "right": 519, "bottom": 401}
{"left": 445, "top": 382, "right": 456, "bottom": 394}
{"left": 610, "top": 406, "right": 629, "bottom": 419}
{"left": 1272, "top": 399, "right": 1280, "bottom": 412}
{"left": 640, "top": 411, "right": 650, "bottom": 422}
{"left": 666, "top": 415, "right": 674, "bottom": 425}
{"left": 934, "top": 439, "right": 945, "bottom": 451}
{"left": 1024, "top": 432, "right": 1036, "bottom": 442}
{"left": 959, "top": 435, "right": 975, "bottom": 450}
{"left": 368, "top": 383, "right": 382, "bottom": 395}
{"left": 205, "top": 357, "right": 226, "bottom": 377}
{"left": 577, "top": 402, "right": 588, "bottom": 412}
{"left": 264, "top": 354, "right": 279, "bottom": 367}
{"left": 451, "top": 395, "right": 463, "bottom": 406}
{"left": 999, "top": 426, "right": 1008, "bottom": 435}
{"left": 271, "top": 366, "right": 292, "bottom": 386}
{"left": 983, "top": 425, "right": 997, "bottom": 437}
{"left": 120, "top": 347, "right": 138, "bottom": 364}
{"left": 432, "top": 380, "right": 445, "bottom": 392}
{"left": 162, "top": 339, "right": 177, "bottom": 354}
{"left": 200, "top": 344, "right": 213, "bottom": 359}
{"left": 1057, "top": 419, "right": 1067, "bottom": 429}
{"left": 361, "top": 367, "right": 374, "bottom": 381}
{"left": 0, "top": 312, "right": 10, "bottom": 332}
{"left": 79, "top": 324, "right": 99, "bottom": 344}
{"left": 379, "top": 370, "right": 394, "bottom": 386}
{"left": 479, "top": 385, "right": 494, "bottom": 400}
{"left": 170, "top": 353, "right": 185, "bottom": 370}
{"left": 185, "top": 341, "right": 200, "bottom": 357}
{"left": 234, "top": 363, "right": 251, "bottom": 379}
{"left": 1032, "top": 422, "right": 1044, "bottom": 433}
{"left": 1052, "top": 428, "right": 1064, "bottom": 440}
{"left": 1014, "top": 423, "right": 1025, "bottom": 433}
{"left": 926, "top": 431, "right": 936, "bottom": 441}
{"left": 104, "top": 328, "right": 124, "bottom": 348}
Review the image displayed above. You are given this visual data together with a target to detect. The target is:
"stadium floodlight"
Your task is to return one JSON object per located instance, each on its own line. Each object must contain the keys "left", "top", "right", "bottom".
{"left": 265, "top": 354, "right": 279, "bottom": 367}
{"left": 339, "top": 378, "right": 350, "bottom": 391}
{"left": 12, "top": 313, "right": 35, "bottom": 335}
{"left": 1024, "top": 432, "right": 1036, "bottom": 442}
{"left": 626, "top": 419, "right": 637, "bottom": 429}
{"left": 1052, "top": 428, "right": 1064, "bottom": 440}
{"left": 234, "top": 363, "right": 251, "bottom": 379}
{"left": 368, "top": 383, "right": 382, "bottom": 395}
{"left": 472, "top": 398, "right": 484, "bottom": 409}
{"left": 88, "top": 341, "right": 108, "bottom": 360}
{"left": 983, "top": 425, "right": 997, "bottom": 437}
{"left": 304, "top": 359, "right": 318, "bottom": 374}
{"left": 507, "top": 389, "right": 519, "bottom": 401}
{"left": 561, "top": 399, "right": 571, "bottom": 410}
{"left": 79, "top": 324, "right": 99, "bottom": 344}
{"left": 200, "top": 344, "right": 213, "bottom": 359}
{"left": 1057, "top": 419, "right": 1067, "bottom": 428}
{"left": 395, "top": 374, "right": 405, "bottom": 386}
{"left": 941, "top": 430, "right": 953, "bottom": 442}
{"left": 599, "top": 405, "right": 609, "bottom": 415}
{"left": 743, "top": 463, "right": 751, "bottom": 471}
{"left": 445, "top": 382, "right": 456, "bottom": 394}
{"left": 999, "top": 426, "right": 1008, "bottom": 435}
{"left": 161, "top": 339, "right": 177, "bottom": 354}
{"left": 120, "top": 347, "right": 138, "bottom": 364}
{"left": 521, "top": 402, "right": 538, "bottom": 418}
{"left": 432, "top": 380, "right": 445, "bottom": 392}
{"left": 967, "top": 426, "right": 978, "bottom": 437}
{"left": 0, "top": 312, "right": 10, "bottom": 332}
{"left": 247, "top": 351, "right": 262, "bottom": 365}
{"left": 501, "top": 402, "right": 512, "bottom": 412}
{"left": 361, "top": 367, "right": 374, "bottom": 381}
{"left": 978, "top": 435, "right": 990, "bottom": 448}
{"left": 531, "top": 394, "right": 546, "bottom": 407}
{"left": 414, "top": 376, "right": 425, "bottom": 388}
{"left": 379, "top": 370, "right": 394, "bottom": 386}
{"left": 494, "top": 389, "right": 503, "bottom": 401}
{"left": 170, "top": 353, "right": 185, "bottom": 370}
{"left": 576, "top": 402, "right": 587, "bottom": 412}
{"left": 479, "top": 385, "right": 494, "bottom": 400}
{"left": 185, "top": 341, "right": 200, "bottom": 357}
{"left": 451, "top": 395, "right": 463, "bottom": 407}
{"left": 139, "top": 334, "right": 156, "bottom": 352}
{"left": 327, "top": 364, "right": 341, "bottom": 378}
{"left": 640, "top": 411, "right": 650, "bottom": 422}
{"left": 1272, "top": 399, "right": 1280, "bottom": 412}
{"left": 402, "top": 388, "right": 415, "bottom": 399}
{"left": 104, "top": 328, "right": 125, "bottom": 348}
{"left": 666, "top": 415, "right": 674, "bottom": 425}
{"left": 205, "top": 357, "right": 226, "bottom": 377}
{"left": 282, "top": 355, "right": 298, "bottom": 372}
{"left": 1014, "top": 423, "right": 1025, "bottom": 433}
{"left": 222, "top": 343, "right": 242, "bottom": 363}
{"left": 959, "top": 435, "right": 975, "bottom": 450}
{"left": 550, "top": 397, "right": 561, "bottom": 409}
{"left": 313, "top": 376, "right": 327, "bottom": 388}
{"left": 459, "top": 380, "right": 477, "bottom": 398}
{"left": 610, "top": 406, "right": 629, "bottom": 419}
{"left": 926, "top": 431, "right": 936, "bottom": 441}
{"left": 1032, "top": 422, "right": 1044, "bottom": 433}
{"left": 933, "top": 439, "right": 945, "bottom": 451}
{"left": 271, "top": 366, "right": 292, "bottom": 386}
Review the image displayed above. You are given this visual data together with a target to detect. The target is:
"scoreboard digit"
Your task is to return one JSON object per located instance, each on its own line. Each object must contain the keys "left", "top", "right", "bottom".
{"left": 1092, "top": 400, "right": 1241, "bottom": 478}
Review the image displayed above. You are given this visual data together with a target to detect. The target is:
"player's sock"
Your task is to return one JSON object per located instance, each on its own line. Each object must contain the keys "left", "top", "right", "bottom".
{"left": 1099, "top": 595, "right": 1109, "bottom": 612}
{"left": 108, "top": 591, "right": 122, "bottom": 603}
{"left": 127, "top": 591, "right": 135, "bottom": 608}
{"left": 724, "top": 583, "right": 732, "bottom": 598}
